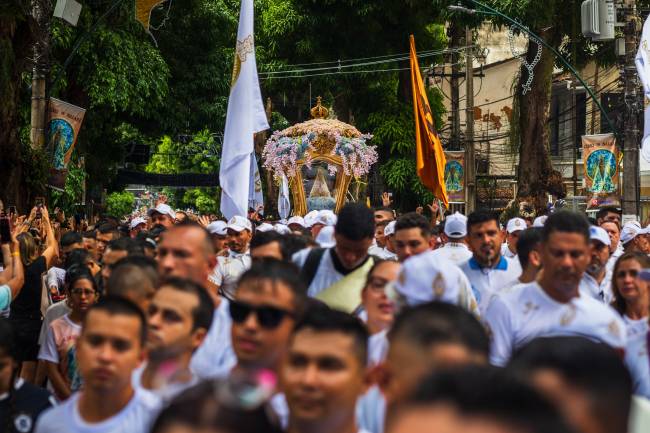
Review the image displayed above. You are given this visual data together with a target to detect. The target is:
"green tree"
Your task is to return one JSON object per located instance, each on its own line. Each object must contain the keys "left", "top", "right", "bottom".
{"left": 106, "top": 190, "right": 135, "bottom": 219}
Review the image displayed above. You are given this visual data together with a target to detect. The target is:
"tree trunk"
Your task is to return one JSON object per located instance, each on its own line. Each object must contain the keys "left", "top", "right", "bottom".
{"left": 0, "top": 9, "right": 34, "bottom": 212}
{"left": 516, "top": 28, "right": 566, "bottom": 210}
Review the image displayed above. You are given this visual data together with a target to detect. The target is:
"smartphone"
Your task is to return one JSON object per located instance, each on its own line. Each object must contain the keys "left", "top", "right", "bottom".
{"left": 35, "top": 196, "right": 45, "bottom": 218}
{"left": 0, "top": 217, "right": 10, "bottom": 244}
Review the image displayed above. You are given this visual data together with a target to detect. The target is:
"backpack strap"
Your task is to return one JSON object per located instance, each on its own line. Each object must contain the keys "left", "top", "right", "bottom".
{"left": 300, "top": 247, "right": 326, "bottom": 288}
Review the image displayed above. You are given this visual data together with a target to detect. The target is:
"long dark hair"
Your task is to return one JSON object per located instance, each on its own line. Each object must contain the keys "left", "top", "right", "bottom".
{"left": 610, "top": 252, "right": 650, "bottom": 315}
{"left": 67, "top": 268, "right": 98, "bottom": 295}
{"left": 0, "top": 319, "right": 18, "bottom": 432}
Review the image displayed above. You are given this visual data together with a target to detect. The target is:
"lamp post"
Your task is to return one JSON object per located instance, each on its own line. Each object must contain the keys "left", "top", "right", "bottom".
{"left": 448, "top": 0, "right": 618, "bottom": 136}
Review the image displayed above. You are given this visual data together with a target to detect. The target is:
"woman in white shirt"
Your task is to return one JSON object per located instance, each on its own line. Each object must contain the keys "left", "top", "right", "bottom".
{"left": 611, "top": 252, "right": 650, "bottom": 397}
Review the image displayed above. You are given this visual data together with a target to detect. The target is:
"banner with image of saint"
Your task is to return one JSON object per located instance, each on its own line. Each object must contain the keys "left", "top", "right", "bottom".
{"left": 48, "top": 98, "right": 86, "bottom": 190}
{"left": 582, "top": 133, "right": 620, "bottom": 210}
{"left": 444, "top": 151, "right": 465, "bottom": 203}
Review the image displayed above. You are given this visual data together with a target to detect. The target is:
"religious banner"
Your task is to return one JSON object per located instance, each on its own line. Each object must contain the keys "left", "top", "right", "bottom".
{"left": 582, "top": 133, "right": 620, "bottom": 210}
{"left": 48, "top": 98, "right": 86, "bottom": 190}
{"left": 444, "top": 151, "right": 465, "bottom": 203}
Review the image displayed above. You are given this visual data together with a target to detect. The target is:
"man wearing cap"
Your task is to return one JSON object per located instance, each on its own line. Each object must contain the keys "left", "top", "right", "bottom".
{"left": 368, "top": 221, "right": 397, "bottom": 260}
{"left": 287, "top": 216, "right": 306, "bottom": 234}
{"left": 621, "top": 221, "right": 650, "bottom": 254}
{"left": 429, "top": 212, "right": 472, "bottom": 265}
{"left": 310, "top": 210, "right": 337, "bottom": 239}
{"left": 148, "top": 203, "right": 176, "bottom": 228}
{"left": 206, "top": 220, "right": 228, "bottom": 255}
{"left": 501, "top": 217, "right": 526, "bottom": 259}
{"left": 580, "top": 226, "right": 613, "bottom": 303}
{"left": 208, "top": 216, "right": 252, "bottom": 296}
{"left": 129, "top": 217, "right": 147, "bottom": 238}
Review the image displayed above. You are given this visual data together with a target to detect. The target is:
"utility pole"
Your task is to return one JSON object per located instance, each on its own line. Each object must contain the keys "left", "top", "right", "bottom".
{"left": 621, "top": 0, "right": 640, "bottom": 217}
{"left": 465, "top": 26, "right": 476, "bottom": 213}
{"left": 30, "top": 0, "right": 52, "bottom": 150}
{"left": 448, "top": 24, "right": 462, "bottom": 150}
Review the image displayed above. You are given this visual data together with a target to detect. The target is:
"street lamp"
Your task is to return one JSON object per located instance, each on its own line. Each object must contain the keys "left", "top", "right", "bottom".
{"left": 448, "top": 0, "right": 618, "bottom": 136}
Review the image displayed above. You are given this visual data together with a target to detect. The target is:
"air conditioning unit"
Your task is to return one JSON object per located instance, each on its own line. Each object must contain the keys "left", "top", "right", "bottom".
{"left": 581, "top": 0, "right": 600, "bottom": 38}
{"left": 592, "top": 0, "right": 615, "bottom": 41}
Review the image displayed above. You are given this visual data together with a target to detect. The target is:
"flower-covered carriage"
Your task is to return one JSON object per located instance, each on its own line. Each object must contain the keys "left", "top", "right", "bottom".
{"left": 262, "top": 97, "right": 378, "bottom": 216}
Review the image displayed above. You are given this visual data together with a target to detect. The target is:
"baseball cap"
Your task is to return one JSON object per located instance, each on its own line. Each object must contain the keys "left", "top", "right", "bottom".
{"left": 506, "top": 217, "right": 526, "bottom": 234}
{"left": 256, "top": 223, "right": 274, "bottom": 232}
{"left": 304, "top": 210, "right": 319, "bottom": 228}
{"left": 444, "top": 212, "right": 467, "bottom": 238}
{"left": 589, "top": 225, "right": 611, "bottom": 247}
{"left": 620, "top": 221, "right": 649, "bottom": 244}
{"left": 315, "top": 210, "right": 337, "bottom": 227}
{"left": 227, "top": 215, "right": 253, "bottom": 233}
{"left": 147, "top": 203, "right": 176, "bottom": 220}
{"left": 287, "top": 216, "right": 306, "bottom": 228}
{"left": 129, "top": 217, "right": 147, "bottom": 230}
{"left": 532, "top": 216, "right": 547, "bottom": 228}
{"left": 207, "top": 221, "right": 227, "bottom": 236}
{"left": 384, "top": 221, "right": 396, "bottom": 237}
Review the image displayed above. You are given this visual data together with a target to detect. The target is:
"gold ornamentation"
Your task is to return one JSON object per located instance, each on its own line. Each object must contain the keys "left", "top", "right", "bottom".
{"left": 560, "top": 304, "right": 577, "bottom": 326}
{"left": 310, "top": 96, "right": 329, "bottom": 119}
{"left": 607, "top": 320, "right": 621, "bottom": 338}
{"left": 231, "top": 35, "right": 254, "bottom": 87}
{"left": 432, "top": 274, "right": 446, "bottom": 298}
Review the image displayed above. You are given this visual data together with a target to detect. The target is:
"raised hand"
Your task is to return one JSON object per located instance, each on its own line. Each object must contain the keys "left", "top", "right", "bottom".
{"left": 381, "top": 192, "right": 393, "bottom": 207}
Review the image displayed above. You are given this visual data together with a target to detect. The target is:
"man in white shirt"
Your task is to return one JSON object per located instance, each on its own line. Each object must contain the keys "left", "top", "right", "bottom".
{"left": 459, "top": 211, "right": 520, "bottom": 313}
{"left": 293, "top": 204, "right": 375, "bottom": 311}
{"left": 501, "top": 217, "right": 526, "bottom": 259}
{"left": 206, "top": 220, "right": 228, "bottom": 255}
{"left": 602, "top": 221, "right": 623, "bottom": 272}
{"left": 209, "top": 215, "right": 252, "bottom": 297}
{"left": 35, "top": 297, "right": 161, "bottom": 433}
{"left": 282, "top": 308, "right": 372, "bottom": 433}
{"left": 484, "top": 211, "right": 627, "bottom": 366}
{"left": 157, "top": 221, "right": 235, "bottom": 380}
{"left": 392, "top": 213, "right": 435, "bottom": 262}
{"left": 148, "top": 203, "right": 176, "bottom": 229}
{"left": 579, "top": 226, "right": 613, "bottom": 302}
{"left": 135, "top": 277, "right": 214, "bottom": 401}
{"left": 429, "top": 212, "right": 471, "bottom": 265}
{"left": 504, "top": 227, "right": 542, "bottom": 289}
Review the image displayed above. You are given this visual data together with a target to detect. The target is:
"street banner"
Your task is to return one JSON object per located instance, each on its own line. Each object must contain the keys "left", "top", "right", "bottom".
{"left": 410, "top": 35, "right": 448, "bottom": 208}
{"left": 219, "top": 0, "right": 269, "bottom": 219}
{"left": 582, "top": 133, "right": 620, "bottom": 210}
{"left": 48, "top": 98, "right": 86, "bottom": 190}
{"left": 248, "top": 153, "right": 264, "bottom": 214}
{"left": 635, "top": 14, "right": 650, "bottom": 163}
{"left": 444, "top": 151, "right": 465, "bottom": 203}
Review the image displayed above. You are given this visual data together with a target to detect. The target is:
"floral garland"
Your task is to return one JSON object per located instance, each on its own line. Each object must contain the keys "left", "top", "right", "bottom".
{"left": 262, "top": 128, "right": 377, "bottom": 179}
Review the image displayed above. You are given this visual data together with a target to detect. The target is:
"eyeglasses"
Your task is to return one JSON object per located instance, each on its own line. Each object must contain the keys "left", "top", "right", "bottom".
{"left": 366, "top": 277, "right": 389, "bottom": 294}
{"left": 616, "top": 269, "right": 639, "bottom": 279}
{"left": 70, "top": 288, "right": 97, "bottom": 297}
{"left": 229, "top": 300, "right": 294, "bottom": 329}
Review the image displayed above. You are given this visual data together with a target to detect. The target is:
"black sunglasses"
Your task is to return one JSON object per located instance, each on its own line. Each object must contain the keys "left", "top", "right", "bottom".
{"left": 229, "top": 300, "right": 294, "bottom": 329}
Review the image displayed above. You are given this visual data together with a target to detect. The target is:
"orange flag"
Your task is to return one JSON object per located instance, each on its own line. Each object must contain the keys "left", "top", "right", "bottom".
{"left": 410, "top": 35, "right": 449, "bottom": 208}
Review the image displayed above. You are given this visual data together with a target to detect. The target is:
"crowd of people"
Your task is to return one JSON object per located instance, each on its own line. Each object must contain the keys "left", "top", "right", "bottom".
{"left": 0, "top": 199, "right": 648, "bottom": 433}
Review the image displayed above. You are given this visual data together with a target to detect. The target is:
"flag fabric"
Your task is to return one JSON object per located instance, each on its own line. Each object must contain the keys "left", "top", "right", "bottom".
{"left": 636, "top": 15, "right": 650, "bottom": 163}
{"left": 48, "top": 98, "right": 86, "bottom": 190}
{"left": 248, "top": 154, "right": 264, "bottom": 214}
{"left": 410, "top": 35, "right": 449, "bottom": 208}
{"left": 278, "top": 174, "right": 291, "bottom": 221}
{"left": 219, "top": 0, "right": 269, "bottom": 219}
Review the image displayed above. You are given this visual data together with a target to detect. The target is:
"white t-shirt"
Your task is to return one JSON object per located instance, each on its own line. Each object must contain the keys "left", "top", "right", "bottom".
{"left": 368, "top": 245, "right": 397, "bottom": 261}
{"left": 209, "top": 251, "right": 251, "bottom": 295}
{"left": 356, "top": 386, "right": 386, "bottom": 433}
{"left": 132, "top": 363, "right": 198, "bottom": 403}
{"left": 367, "top": 330, "right": 389, "bottom": 366}
{"left": 459, "top": 256, "right": 521, "bottom": 313}
{"left": 293, "top": 248, "right": 371, "bottom": 298}
{"left": 39, "top": 300, "right": 73, "bottom": 345}
{"left": 47, "top": 267, "right": 66, "bottom": 291}
{"left": 429, "top": 242, "right": 472, "bottom": 265}
{"left": 190, "top": 298, "right": 236, "bottom": 380}
{"left": 484, "top": 281, "right": 627, "bottom": 366}
{"left": 579, "top": 271, "right": 613, "bottom": 303}
{"left": 624, "top": 316, "right": 650, "bottom": 398}
{"left": 34, "top": 388, "right": 161, "bottom": 433}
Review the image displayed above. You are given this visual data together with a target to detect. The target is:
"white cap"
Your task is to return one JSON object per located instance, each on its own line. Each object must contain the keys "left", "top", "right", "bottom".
{"left": 532, "top": 216, "right": 547, "bottom": 228}
{"left": 444, "top": 212, "right": 467, "bottom": 238}
{"left": 287, "top": 216, "right": 306, "bottom": 228}
{"left": 207, "top": 221, "right": 227, "bottom": 236}
{"left": 129, "top": 217, "right": 147, "bottom": 230}
{"left": 227, "top": 215, "right": 252, "bottom": 233}
{"left": 384, "top": 221, "right": 396, "bottom": 237}
{"left": 620, "top": 221, "right": 649, "bottom": 244}
{"left": 147, "top": 203, "right": 176, "bottom": 220}
{"left": 256, "top": 223, "right": 274, "bottom": 233}
{"left": 392, "top": 251, "right": 476, "bottom": 308}
{"left": 315, "top": 225, "right": 336, "bottom": 248}
{"left": 506, "top": 217, "right": 526, "bottom": 234}
{"left": 274, "top": 224, "right": 292, "bottom": 235}
{"left": 315, "top": 210, "right": 337, "bottom": 227}
{"left": 304, "top": 210, "right": 319, "bottom": 228}
{"left": 589, "top": 225, "right": 611, "bottom": 247}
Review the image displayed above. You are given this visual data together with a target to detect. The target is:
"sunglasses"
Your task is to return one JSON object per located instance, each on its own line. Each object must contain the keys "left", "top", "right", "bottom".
{"left": 229, "top": 300, "right": 294, "bottom": 329}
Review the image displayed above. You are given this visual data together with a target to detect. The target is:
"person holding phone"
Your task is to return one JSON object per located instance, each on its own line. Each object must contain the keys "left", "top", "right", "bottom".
{"left": 11, "top": 206, "right": 58, "bottom": 383}
{"left": 0, "top": 218, "right": 24, "bottom": 318}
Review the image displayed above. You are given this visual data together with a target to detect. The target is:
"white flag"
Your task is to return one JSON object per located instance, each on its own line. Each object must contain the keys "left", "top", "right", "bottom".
{"left": 219, "top": 0, "right": 269, "bottom": 219}
{"left": 635, "top": 16, "right": 650, "bottom": 163}
{"left": 248, "top": 153, "right": 264, "bottom": 214}
{"left": 278, "top": 174, "right": 291, "bottom": 221}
